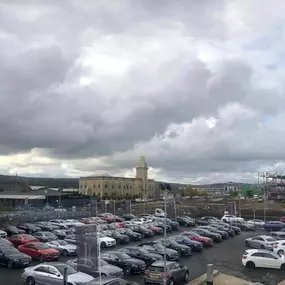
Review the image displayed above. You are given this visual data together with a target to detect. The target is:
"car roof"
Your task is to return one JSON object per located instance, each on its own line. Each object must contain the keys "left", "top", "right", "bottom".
{"left": 245, "top": 249, "right": 277, "bottom": 254}
{"left": 150, "top": 260, "right": 176, "bottom": 267}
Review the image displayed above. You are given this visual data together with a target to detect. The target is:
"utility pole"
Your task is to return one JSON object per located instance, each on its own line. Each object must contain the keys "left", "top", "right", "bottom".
{"left": 163, "top": 190, "right": 167, "bottom": 285}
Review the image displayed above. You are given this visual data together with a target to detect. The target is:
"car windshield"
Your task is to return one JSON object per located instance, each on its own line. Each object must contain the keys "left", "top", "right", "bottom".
{"left": 149, "top": 266, "right": 165, "bottom": 273}
{"left": 36, "top": 244, "right": 51, "bottom": 249}
{"left": 116, "top": 253, "right": 130, "bottom": 260}
{"left": 100, "top": 259, "right": 108, "bottom": 266}
{"left": 138, "top": 248, "right": 149, "bottom": 254}
{"left": 125, "top": 229, "right": 133, "bottom": 234}
{"left": 265, "top": 237, "right": 276, "bottom": 242}
{"left": 22, "top": 235, "right": 35, "bottom": 239}
{"left": 4, "top": 248, "right": 19, "bottom": 255}
{"left": 45, "top": 232, "right": 54, "bottom": 237}
{"left": 54, "top": 264, "right": 77, "bottom": 275}
{"left": 154, "top": 243, "right": 164, "bottom": 250}
{"left": 58, "top": 240, "right": 68, "bottom": 245}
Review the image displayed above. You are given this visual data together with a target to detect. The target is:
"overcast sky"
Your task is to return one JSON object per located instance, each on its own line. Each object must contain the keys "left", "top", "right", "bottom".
{"left": 1, "top": 0, "right": 285, "bottom": 184}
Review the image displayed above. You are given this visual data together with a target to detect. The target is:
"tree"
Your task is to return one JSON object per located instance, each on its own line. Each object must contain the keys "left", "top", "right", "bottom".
{"left": 183, "top": 186, "right": 199, "bottom": 197}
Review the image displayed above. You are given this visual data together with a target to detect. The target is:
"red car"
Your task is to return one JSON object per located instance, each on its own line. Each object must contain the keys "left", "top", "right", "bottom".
{"left": 98, "top": 213, "right": 115, "bottom": 223}
{"left": 181, "top": 231, "right": 212, "bottom": 247}
{"left": 144, "top": 224, "right": 163, "bottom": 235}
{"left": 79, "top": 218, "right": 94, "bottom": 224}
{"left": 18, "top": 242, "right": 60, "bottom": 262}
{"left": 8, "top": 234, "right": 39, "bottom": 247}
{"left": 280, "top": 217, "right": 285, "bottom": 223}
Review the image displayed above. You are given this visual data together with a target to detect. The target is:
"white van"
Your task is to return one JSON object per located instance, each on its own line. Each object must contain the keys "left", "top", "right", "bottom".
{"left": 154, "top": 208, "right": 165, "bottom": 217}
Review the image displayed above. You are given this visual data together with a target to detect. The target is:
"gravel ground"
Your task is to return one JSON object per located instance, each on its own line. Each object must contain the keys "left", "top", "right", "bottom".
{"left": 1, "top": 228, "right": 285, "bottom": 285}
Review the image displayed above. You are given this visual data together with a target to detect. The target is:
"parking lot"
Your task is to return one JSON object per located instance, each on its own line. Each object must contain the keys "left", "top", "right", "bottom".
{"left": 2, "top": 227, "right": 285, "bottom": 285}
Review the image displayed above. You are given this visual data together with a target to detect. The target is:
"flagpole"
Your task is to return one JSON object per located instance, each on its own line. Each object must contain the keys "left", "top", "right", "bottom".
{"left": 97, "top": 226, "right": 102, "bottom": 285}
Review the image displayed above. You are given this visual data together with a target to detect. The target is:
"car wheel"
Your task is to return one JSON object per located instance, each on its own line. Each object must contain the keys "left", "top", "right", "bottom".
{"left": 101, "top": 242, "right": 106, "bottom": 248}
{"left": 281, "top": 264, "right": 285, "bottom": 270}
{"left": 26, "top": 277, "right": 35, "bottom": 285}
{"left": 278, "top": 250, "right": 285, "bottom": 256}
{"left": 184, "top": 271, "right": 189, "bottom": 282}
{"left": 39, "top": 255, "right": 44, "bottom": 262}
{"left": 222, "top": 219, "right": 227, "bottom": 222}
{"left": 62, "top": 249, "right": 68, "bottom": 256}
{"left": 246, "top": 261, "right": 255, "bottom": 269}
{"left": 124, "top": 265, "right": 132, "bottom": 275}
{"left": 7, "top": 261, "right": 13, "bottom": 269}
{"left": 260, "top": 245, "right": 265, "bottom": 249}
{"left": 245, "top": 241, "right": 249, "bottom": 247}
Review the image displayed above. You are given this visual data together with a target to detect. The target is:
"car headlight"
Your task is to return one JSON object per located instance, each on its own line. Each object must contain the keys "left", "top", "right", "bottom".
{"left": 181, "top": 248, "right": 186, "bottom": 251}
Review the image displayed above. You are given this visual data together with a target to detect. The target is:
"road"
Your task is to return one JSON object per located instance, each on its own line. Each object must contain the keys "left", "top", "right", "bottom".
{"left": 1, "top": 228, "right": 285, "bottom": 285}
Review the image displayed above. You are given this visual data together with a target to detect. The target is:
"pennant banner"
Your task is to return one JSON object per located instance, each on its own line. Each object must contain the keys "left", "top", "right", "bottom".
{"left": 75, "top": 224, "right": 98, "bottom": 274}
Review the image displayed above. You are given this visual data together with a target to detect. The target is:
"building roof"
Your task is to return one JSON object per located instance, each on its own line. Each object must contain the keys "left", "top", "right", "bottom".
{"left": 0, "top": 194, "right": 45, "bottom": 200}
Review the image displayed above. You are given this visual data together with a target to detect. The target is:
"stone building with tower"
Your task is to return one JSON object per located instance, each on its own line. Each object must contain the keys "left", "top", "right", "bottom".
{"left": 78, "top": 156, "right": 158, "bottom": 199}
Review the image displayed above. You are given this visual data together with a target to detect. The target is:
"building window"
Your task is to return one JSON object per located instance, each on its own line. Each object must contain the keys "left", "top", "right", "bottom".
{"left": 118, "top": 185, "right": 121, "bottom": 189}
{"left": 126, "top": 185, "right": 129, "bottom": 189}
{"left": 80, "top": 185, "right": 82, "bottom": 188}
{"left": 98, "top": 185, "right": 100, "bottom": 188}
{"left": 94, "top": 184, "right": 96, "bottom": 188}
{"left": 105, "top": 184, "right": 108, "bottom": 188}
{"left": 130, "top": 186, "right": 132, "bottom": 189}
{"left": 112, "top": 185, "right": 114, "bottom": 189}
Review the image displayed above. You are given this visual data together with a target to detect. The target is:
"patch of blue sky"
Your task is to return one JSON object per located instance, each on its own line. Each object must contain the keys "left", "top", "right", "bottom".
{"left": 243, "top": 37, "right": 271, "bottom": 51}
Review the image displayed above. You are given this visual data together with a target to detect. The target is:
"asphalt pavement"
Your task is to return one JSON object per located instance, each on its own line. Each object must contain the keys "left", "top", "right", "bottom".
{"left": 2, "top": 228, "right": 285, "bottom": 285}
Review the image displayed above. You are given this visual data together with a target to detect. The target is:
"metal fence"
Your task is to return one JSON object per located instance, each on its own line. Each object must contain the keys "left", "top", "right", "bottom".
{"left": 0, "top": 210, "right": 95, "bottom": 226}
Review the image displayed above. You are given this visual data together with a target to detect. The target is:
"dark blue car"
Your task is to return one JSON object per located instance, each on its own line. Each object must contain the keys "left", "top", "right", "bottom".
{"left": 170, "top": 235, "right": 203, "bottom": 251}
{"left": 264, "top": 221, "right": 285, "bottom": 231}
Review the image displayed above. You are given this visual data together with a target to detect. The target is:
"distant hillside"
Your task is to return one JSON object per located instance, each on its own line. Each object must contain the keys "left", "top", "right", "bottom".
{"left": 0, "top": 174, "right": 79, "bottom": 189}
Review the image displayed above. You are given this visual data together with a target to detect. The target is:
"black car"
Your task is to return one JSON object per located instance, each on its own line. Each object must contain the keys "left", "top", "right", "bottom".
{"left": 230, "top": 221, "right": 255, "bottom": 231}
{"left": 52, "top": 229, "right": 67, "bottom": 239}
{"left": 126, "top": 225, "right": 154, "bottom": 238}
{"left": 218, "top": 222, "right": 241, "bottom": 235}
{"left": 119, "top": 246, "right": 162, "bottom": 266}
{"left": 154, "top": 218, "right": 180, "bottom": 230}
{"left": 17, "top": 223, "right": 41, "bottom": 234}
{"left": 32, "top": 231, "right": 58, "bottom": 242}
{"left": 210, "top": 223, "right": 235, "bottom": 237}
{"left": 101, "top": 251, "right": 146, "bottom": 275}
{"left": 176, "top": 216, "right": 195, "bottom": 227}
{"left": 1, "top": 225, "right": 25, "bottom": 236}
{"left": 0, "top": 247, "right": 32, "bottom": 268}
{"left": 102, "top": 230, "right": 130, "bottom": 244}
{"left": 157, "top": 238, "right": 192, "bottom": 256}
{"left": 123, "top": 214, "right": 136, "bottom": 221}
{"left": 138, "top": 242, "right": 179, "bottom": 261}
{"left": 192, "top": 228, "right": 222, "bottom": 242}
{"left": 200, "top": 226, "right": 229, "bottom": 239}
{"left": 116, "top": 228, "right": 142, "bottom": 241}
{"left": 35, "top": 222, "right": 60, "bottom": 232}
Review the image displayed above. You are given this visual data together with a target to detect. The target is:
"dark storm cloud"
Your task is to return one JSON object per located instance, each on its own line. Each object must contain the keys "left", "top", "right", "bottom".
{"left": 1, "top": 0, "right": 285, "bottom": 182}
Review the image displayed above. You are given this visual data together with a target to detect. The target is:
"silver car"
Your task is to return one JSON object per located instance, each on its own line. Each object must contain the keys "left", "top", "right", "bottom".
{"left": 21, "top": 262, "right": 93, "bottom": 285}
{"left": 67, "top": 258, "right": 124, "bottom": 278}
{"left": 46, "top": 240, "right": 77, "bottom": 256}
{"left": 245, "top": 235, "right": 277, "bottom": 250}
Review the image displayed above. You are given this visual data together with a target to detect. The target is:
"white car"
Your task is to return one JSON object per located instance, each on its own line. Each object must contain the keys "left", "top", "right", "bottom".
{"left": 21, "top": 263, "right": 93, "bottom": 285}
{"left": 155, "top": 208, "right": 165, "bottom": 217}
{"left": 221, "top": 215, "right": 244, "bottom": 223}
{"left": 242, "top": 249, "right": 285, "bottom": 270}
{"left": 273, "top": 240, "right": 285, "bottom": 255}
{"left": 97, "top": 233, "right": 116, "bottom": 248}
{"left": 0, "top": 229, "right": 7, "bottom": 238}
{"left": 247, "top": 219, "right": 265, "bottom": 227}
{"left": 46, "top": 240, "right": 77, "bottom": 256}
{"left": 49, "top": 219, "right": 69, "bottom": 229}
{"left": 64, "top": 219, "right": 85, "bottom": 227}
{"left": 130, "top": 218, "right": 145, "bottom": 225}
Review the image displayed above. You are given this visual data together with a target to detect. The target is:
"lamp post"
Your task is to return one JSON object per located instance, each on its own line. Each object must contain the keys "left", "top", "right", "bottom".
{"left": 163, "top": 189, "right": 167, "bottom": 285}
